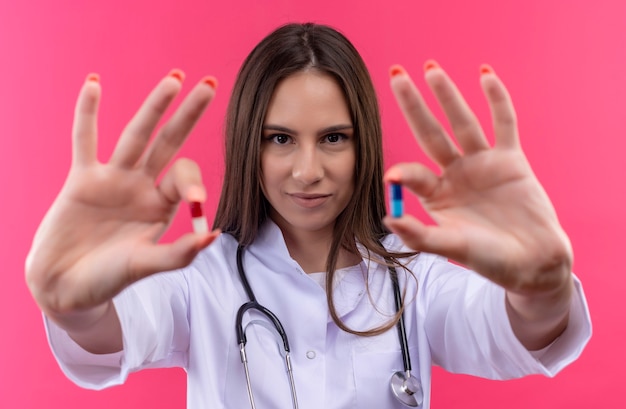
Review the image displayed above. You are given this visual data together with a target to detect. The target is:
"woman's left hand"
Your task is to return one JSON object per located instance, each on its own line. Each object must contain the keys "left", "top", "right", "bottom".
{"left": 383, "top": 62, "right": 572, "bottom": 298}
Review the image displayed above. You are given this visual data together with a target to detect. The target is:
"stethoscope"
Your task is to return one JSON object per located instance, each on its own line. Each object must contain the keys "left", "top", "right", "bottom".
{"left": 235, "top": 244, "right": 424, "bottom": 408}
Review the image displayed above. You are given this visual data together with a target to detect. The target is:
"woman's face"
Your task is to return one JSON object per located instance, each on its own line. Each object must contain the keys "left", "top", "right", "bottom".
{"left": 261, "top": 70, "right": 355, "bottom": 239}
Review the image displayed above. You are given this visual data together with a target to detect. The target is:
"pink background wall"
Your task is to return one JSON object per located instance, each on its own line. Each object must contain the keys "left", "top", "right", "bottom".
{"left": 1, "top": 0, "right": 623, "bottom": 407}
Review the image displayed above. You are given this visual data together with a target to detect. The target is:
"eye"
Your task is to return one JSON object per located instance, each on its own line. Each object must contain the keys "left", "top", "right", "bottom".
{"left": 324, "top": 133, "right": 347, "bottom": 144}
{"left": 268, "top": 134, "right": 292, "bottom": 144}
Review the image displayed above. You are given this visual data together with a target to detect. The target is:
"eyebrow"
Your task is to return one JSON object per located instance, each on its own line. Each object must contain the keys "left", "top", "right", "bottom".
{"left": 262, "top": 124, "right": 354, "bottom": 135}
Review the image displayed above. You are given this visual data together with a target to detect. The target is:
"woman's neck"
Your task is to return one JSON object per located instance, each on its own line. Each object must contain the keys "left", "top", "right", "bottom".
{"left": 275, "top": 221, "right": 361, "bottom": 274}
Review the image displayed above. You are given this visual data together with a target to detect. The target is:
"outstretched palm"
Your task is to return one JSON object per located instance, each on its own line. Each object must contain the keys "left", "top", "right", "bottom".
{"left": 385, "top": 64, "right": 572, "bottom": 294}
{"left": 26, "top": 73, "right": 220, "bottom": 314}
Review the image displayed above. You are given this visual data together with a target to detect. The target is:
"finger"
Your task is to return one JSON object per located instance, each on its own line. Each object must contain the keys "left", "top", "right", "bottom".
{"left": 142, "top": 77, "right": 217, "bottom": 178}
{"left": 424, "top": 61, "right": 490, "bottom": 154}
{"left": 127, "top": 230, "right": 221, "bottom": 282}
{"left": 72, "top": 74, "right": 101, "bottom": 167}
{"left": 384, "top": 162, "right": 439, "bottom": 200}
{"left": 383, "top": 214, "right": 466, "bottom": 261}
{"left": 480, "top": 65, "right": 520, "bottom": 150}
{"left": 109, "top": 70, "right": 186, "bottom": 168}
{"left": 158, "top": 158, "right": 207, "bottom": 205}
{"left": 390, "top": 65, "right": 460, "bottom": 167}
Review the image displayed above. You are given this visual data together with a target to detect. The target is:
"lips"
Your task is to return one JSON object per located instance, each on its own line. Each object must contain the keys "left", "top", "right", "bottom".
{"left": 289, "top": 193, "right": 331, "bottom": 208}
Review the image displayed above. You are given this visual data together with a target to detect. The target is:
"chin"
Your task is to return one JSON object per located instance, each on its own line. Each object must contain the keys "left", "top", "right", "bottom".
{"left": 277, "top": 213, "right": 338, "bottom": 235}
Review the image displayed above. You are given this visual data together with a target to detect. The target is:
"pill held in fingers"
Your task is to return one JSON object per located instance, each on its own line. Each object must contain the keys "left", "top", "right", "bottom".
{"left": 190, "top": 202, "right": 209, "bottom": 234}
{"left": 389, "top": 183, "right": 403, "bottom": 218}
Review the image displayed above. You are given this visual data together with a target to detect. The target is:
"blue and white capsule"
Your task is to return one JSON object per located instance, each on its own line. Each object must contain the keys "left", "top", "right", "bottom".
{"left": 389, "top": 183, "right": 403, "bottom": 218}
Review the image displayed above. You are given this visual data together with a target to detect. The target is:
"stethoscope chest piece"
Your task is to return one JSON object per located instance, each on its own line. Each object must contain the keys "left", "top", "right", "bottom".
{"left": 390, "top": 371, "right": 423, "bottom": 407}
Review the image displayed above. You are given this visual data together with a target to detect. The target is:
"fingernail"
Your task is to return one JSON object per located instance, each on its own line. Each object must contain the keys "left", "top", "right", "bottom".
{"left": 169, "top": 69, "right": 185, "bottom": 82}
{"left": 187, "top": 185, "right": 205, "bottom": 202}
{"left": 384, "top": 167, "right": 403, "bottom": 184}
{"left": 202, "top": 76, "right": 218, "bottom": 90}
{"left": 389, "top": 65, "right": 406, "bottom": 78}
{"left": 480, "top": 64, "right": 494, "bottom": 75}
{"left": 424, "top": 60, "right": 440, "bottom": 72}
{"left": 86, "top": 73, "right": 100, "bottom": 83}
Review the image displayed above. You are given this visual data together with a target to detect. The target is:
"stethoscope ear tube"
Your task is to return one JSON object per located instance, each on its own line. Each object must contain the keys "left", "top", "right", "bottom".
{"left": 236, "top": 301, "right": 291, "bottom": 353}
{"left": 235, "top": 301, "right": 299, "bottom": 408}
{"left": 237, "top": 245, "right": 256, "bottom": 302}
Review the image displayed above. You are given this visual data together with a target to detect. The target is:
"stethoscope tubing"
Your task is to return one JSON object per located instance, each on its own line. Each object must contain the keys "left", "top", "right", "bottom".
{"left": 236, "top": 301, "right": 291, "bottom": 352}
{"left": 388, "top": 263, "right": 412, "bottom": 373}
{"left": 234, "top": 244, "right": 420, "bottom": 407}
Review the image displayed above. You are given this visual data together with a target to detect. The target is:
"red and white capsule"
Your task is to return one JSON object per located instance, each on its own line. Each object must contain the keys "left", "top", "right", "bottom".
{"left": 189, "top": 202, "right": 209, "bottom": 235}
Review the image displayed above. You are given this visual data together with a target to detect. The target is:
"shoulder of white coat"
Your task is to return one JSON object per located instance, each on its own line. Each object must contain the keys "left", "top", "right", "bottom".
{"left": 197, "top": 231, "right": 237, "bottom": 256}
{"left": 184, "top": 232, "right": 240, "bottom": 277}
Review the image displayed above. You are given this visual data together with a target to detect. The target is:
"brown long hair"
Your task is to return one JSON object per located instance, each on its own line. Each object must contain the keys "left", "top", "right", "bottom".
{"left": 213, "top": 22, "right": 414, "bottom": 336}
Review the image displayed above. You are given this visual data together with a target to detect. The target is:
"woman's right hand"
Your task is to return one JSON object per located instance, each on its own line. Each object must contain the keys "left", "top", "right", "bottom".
{"left": 25, "top": 71, "right": 220, "bottom": 322}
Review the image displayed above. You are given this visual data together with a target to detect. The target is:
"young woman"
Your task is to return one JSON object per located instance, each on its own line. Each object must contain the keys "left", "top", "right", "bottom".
{"left": 26, "top": 23, "right": 590, "bottom": 408}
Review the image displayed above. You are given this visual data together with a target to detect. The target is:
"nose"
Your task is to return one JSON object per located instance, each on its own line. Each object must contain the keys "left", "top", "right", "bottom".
{"left": 292, "top": 144, "right": 323, "bottom": 185}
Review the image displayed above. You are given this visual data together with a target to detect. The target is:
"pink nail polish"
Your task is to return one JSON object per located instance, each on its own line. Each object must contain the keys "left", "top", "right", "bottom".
{"left": 480, "top": 64, "right": 494, "bottom": 75}
{"left": 389, "top": 65, "right": 406, "bottom": 78}
{"left": 424, "top": 60, "right": 440, "bottom": 72}
{"left": 168, "top": 69, "right": 185, "bottom": 82}
{"left": 202, "top": 76, "right": 218, "bottom": 89}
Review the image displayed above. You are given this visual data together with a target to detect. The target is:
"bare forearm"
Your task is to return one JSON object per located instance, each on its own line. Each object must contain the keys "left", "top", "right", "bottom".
{"left": 506, "top": 274, "right": 574, "bottom": 350}
{"left": 45, "top": 300, "right": 123, "bottom": 354}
